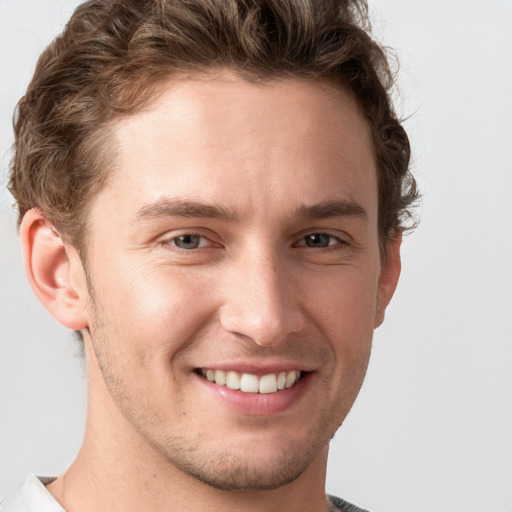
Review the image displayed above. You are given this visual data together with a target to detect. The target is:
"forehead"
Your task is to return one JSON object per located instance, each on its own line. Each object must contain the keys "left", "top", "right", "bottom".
{"left": 95, "top": 73, "right": 377, "bottom": 225}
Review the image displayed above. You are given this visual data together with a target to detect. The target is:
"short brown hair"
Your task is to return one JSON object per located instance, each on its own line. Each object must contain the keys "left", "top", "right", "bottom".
{"left": 9, "top": 0, "right": 418, "bottom": 253}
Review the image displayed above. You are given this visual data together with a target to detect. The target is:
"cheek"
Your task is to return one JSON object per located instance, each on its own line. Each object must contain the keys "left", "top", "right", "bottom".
{"left": 89, "top": 261, "right": 217, "bottom": 358}
{"left": 307, "top": 266, "right": 380, "bottom": 338}
{"left": 305, "top": 266, "right": 378, "bottom": 390}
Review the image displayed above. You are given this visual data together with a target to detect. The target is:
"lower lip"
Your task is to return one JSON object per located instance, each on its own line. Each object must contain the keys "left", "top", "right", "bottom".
{"left": 195, "top": 372, "right": 312, "bottom": 416}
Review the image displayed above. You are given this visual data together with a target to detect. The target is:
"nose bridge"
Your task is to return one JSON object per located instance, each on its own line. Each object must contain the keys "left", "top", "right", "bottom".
{"left": 219, "top": 240, "right": 303, "bottom": 346}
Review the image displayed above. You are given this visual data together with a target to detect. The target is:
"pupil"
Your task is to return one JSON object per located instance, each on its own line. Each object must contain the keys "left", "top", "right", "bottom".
{"left": 176, "top": 235, "right": 199, "bottom": 249}
{"left": 306, "top": 234, "right": 329, "bottom": 248}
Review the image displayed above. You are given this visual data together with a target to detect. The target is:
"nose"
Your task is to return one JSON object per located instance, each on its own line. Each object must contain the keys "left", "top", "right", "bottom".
{"left": 219, "top": 246, "right": 305, "bottom": 347}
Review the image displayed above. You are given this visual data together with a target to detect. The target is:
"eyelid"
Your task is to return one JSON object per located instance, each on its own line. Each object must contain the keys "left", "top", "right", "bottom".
{"left": 158, "top": 230, "right": 222, "bottom": 250}
{"left": 294, "top": 232, "right": 348, "bottom": 248}
{"left": 173, "top": 234, "right": 210, "bottom": 249}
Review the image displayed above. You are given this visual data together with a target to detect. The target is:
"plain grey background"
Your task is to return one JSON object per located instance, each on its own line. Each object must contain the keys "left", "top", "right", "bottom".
{"left": 1, "top": 1, "right": 511, "bottom": 511}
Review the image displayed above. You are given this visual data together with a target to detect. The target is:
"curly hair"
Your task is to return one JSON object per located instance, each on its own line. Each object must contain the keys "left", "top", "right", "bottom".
{"left": 9, "top": 0, "right": 418, "bottom": 254}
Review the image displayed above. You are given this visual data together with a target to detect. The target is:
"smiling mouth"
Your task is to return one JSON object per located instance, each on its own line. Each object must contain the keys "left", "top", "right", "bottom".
{"left": 198, "top": 369, "right": 305, "bottom": 394}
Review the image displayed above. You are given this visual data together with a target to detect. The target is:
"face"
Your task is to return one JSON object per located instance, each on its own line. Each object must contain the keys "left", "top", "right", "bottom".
{"left": 80, "top": 73, "right": 399, "bottom": 491}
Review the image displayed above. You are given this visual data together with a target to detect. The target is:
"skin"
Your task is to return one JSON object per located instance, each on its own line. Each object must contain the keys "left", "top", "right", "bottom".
{"left": 21, "top": 72, "right": 401, "bottom": 512}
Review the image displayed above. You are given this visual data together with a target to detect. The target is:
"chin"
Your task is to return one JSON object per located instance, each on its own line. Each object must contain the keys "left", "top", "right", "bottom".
{"left": 155, "top": 426, "right": 332, "bottom": 492}
{"left": 174, "top": 449, "right": 317, "bottom": 491}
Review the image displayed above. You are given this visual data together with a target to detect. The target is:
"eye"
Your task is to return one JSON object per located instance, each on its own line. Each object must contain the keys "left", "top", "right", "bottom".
{"left": 170, "top": 234, "right": 210, "bottom": 250}
{"left": 299, "top": 233, "right": 343, "bottom": 248}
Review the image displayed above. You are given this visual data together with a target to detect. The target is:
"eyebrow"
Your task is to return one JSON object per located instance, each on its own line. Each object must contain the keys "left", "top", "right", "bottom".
{"left": 294, "top": 200, "right": 368, "bottom": 222}
{"left": 134, "top": 199, "right": 241, "bottom": 223}
{"left": 133, "top": 198, "right": 367, "bottom": 224}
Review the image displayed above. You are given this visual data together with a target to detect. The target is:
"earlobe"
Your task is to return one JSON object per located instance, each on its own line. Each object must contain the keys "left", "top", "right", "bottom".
{"left": 375, "top": 232, "right": 402, "bottom": 328}
{"left": 20, "top": 209, "right": 89, "bottom": 330}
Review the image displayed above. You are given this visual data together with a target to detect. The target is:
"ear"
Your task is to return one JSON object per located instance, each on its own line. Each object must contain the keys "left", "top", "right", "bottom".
{"left": 374, "top": 232, "right": 402, "bottom": 328}
{"left": 20, "top": 208, "right": 89, "bottom": 330}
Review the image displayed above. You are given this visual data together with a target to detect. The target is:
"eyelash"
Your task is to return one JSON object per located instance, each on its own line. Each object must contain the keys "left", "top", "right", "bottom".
{"left": 161, "top": 232, "right": 347, "bottom": 251}
{"left": 295, "top": 233, "right": 346, "bottom": 249}
{"left": 162, "top": 233, "right": 217, "bottom": 251}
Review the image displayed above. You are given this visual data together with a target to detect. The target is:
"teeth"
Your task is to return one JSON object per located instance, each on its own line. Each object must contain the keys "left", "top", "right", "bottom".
{"left": 259, "top": 374, "right": 277, "bottom": 394}
{"left": 285, "top": 370, "right": 300, "bottom": 389}
{"left": 240, "top": 373, "right": 259, "bottom": 393}
{"left": 225, "top": 371, "right": 240, "bottom": 390}
{"left": 214, "top": 369, "right": 226, "bottom": 386}
{"left": 202, "top": 369, "right": 302, "bottom": 394}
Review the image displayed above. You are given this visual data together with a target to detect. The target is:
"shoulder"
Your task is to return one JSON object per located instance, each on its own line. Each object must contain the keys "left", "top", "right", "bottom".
{"left": 328, "top": 494, "right": 372, "bottom": 512}
{"left": 0, "top": 475, "right": 64, "bottom": 512}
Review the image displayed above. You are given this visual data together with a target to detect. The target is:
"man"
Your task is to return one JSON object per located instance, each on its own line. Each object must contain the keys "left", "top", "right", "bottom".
{"left": 1, "top": 0, "right": 417, "bottom": 511}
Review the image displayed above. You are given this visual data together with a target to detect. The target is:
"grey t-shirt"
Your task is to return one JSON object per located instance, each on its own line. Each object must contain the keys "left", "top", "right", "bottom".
{"left": 0, "top": 475, "right": 370, "bottom": 512}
